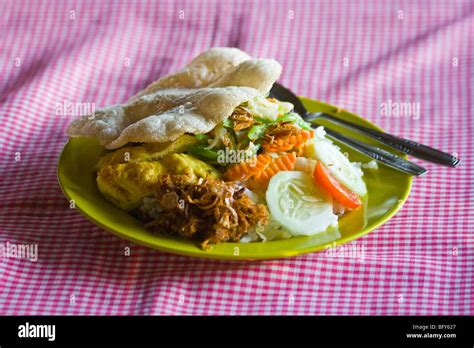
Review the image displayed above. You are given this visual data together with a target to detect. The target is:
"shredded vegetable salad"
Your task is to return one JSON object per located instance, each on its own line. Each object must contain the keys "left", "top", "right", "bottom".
{"left": 182, "top": 96, "right": 368, "bottom": 243}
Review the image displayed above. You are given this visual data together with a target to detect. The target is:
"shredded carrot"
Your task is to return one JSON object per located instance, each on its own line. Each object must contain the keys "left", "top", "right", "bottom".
{"left": 223, "top": 153, "right": 272, "bottom": 181}
{"left": 263, "top": 130, "right": 313, "bottom": 152}
{"left": 248, "top": 152, "right": 297, "bottom": 189}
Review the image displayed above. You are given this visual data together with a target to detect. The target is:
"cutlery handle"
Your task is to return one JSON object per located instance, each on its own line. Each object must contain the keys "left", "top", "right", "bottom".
{"left": 323, "top": 127, "right": 428, "bottom": 176}
{"left": 311, "top": 113, "right": 460, "bottom": 167}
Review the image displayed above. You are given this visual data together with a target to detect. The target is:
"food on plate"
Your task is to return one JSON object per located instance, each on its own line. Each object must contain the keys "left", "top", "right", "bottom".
{"left": 96, "top": 153, "right": 220, "bottom": 211}
{"left": 142, "top": 175, "right": 268, "bottom": 249}
{"left": 67, "top": 47, "right": 370, "bottom": 249}
{"left": 266, "top": 171, "right": 338, "bottom": 236}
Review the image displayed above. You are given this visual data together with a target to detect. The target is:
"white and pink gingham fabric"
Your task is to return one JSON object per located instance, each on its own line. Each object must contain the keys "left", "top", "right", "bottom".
{"left": 0, "top": 0, "right": 472, "bottom": 315}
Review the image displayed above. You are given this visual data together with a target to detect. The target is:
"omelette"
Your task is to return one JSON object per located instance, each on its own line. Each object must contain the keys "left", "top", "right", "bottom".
{"left": 97, "top": 147, "right": 220, "bottom": 211}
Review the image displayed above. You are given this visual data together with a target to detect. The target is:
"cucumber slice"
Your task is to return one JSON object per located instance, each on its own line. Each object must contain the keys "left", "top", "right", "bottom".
{"left": 266, "top": 171, "right": 338, "bottom": 236}
{"left": 311, "top": 139, "right": 367, "bottom": 196}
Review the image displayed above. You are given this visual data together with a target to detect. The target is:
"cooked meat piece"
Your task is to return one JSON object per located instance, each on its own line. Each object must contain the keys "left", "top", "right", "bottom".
{"left": 144, "top": 175, "right": 268, "bottom": 249}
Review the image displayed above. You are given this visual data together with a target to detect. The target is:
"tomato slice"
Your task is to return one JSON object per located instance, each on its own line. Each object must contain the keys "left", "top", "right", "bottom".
{"left": 313, "top": 162, "right": 362, "bottom": 209}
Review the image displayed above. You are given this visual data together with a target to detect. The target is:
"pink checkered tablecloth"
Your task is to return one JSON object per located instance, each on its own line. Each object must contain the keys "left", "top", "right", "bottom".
{"left": 0, "top": 0, "right": 472, "bottom": 315}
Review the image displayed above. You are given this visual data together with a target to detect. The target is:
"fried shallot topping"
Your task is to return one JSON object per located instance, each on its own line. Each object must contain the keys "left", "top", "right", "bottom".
{"left": 144, "top": 175, "right": 269, "bottom": 249}
{"left": 262, "top": 122, "right": 301, "bottom": 144}
{"left": 229, "top": 106, "right": 256, "bottom": 131}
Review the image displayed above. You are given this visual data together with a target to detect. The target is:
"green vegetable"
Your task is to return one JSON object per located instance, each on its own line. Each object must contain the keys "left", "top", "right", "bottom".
{"left": 248, "top": 124, "right": 267, "bottom": 141}
{"left": 277, "top": 113, "right": 299, "bottom": 123}
{"left": 253, "top": 116, "right": 274, "bottom": 124}
{"left": 188, "top": 144, "right": 219, "bottom": 160}
{"left": 238, "top": 135, "right": 250, "bottom": 149}
{"left": 195, "top": 134, "right": 211, "bottom": 142}
{"left": 223, "top": 118, "right": 234, "bottom": 129}
{"left": 277, "top": 112, "right": 313, "bottom": 130}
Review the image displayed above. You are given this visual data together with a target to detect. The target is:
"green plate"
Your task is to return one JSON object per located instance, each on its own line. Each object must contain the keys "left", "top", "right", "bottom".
{"left": 58, "top": 97, "right": 412, "bottom": 260}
